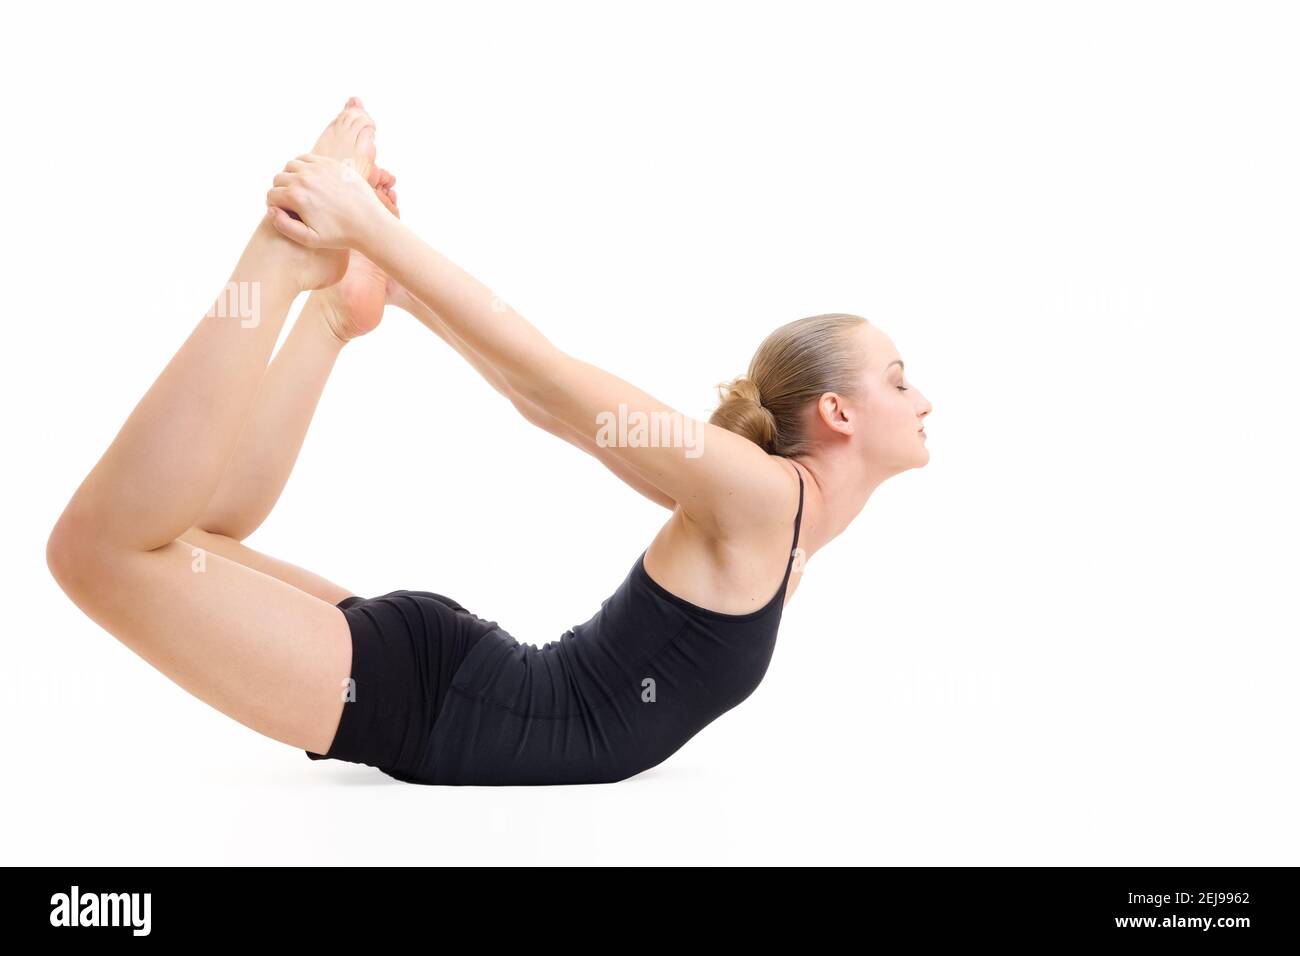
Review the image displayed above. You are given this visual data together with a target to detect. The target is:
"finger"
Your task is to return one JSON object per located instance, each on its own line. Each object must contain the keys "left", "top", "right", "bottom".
{"left": 272, "top": 171, "right": 296, "bottom": 188}
{"left": 266, "top": 185, "right": 293, "bottom": 209}
{"left": 266, "top": 206, "right": 320, "bottom": 247}
{"left": 265, "top": 185, "right": 307, "bottom": 216}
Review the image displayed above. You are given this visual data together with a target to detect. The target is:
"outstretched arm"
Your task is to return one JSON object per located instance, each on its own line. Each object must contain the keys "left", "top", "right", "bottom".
{"left": 389, "top": 283, "right": 675, "bottom": 511}
{"left": 265, "top": 157, "right": 791, "bottom": 535}
{"left": 365, "top": 220, "right": 788, "bottom": 533}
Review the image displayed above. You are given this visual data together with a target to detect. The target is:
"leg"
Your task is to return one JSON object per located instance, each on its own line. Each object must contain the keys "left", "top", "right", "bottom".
{"left": 47, "top": 101, "right": 379, "bottom": 754}
{"left": 175, "top": 310, "right": 358, "bottom": 601}
{"left": 190, "top": 161, "right": 397, "bottom": 575}
{"left": 183, "top": 271, "right": 387, "bottom": 604}
{"left": 196, "top": 165, "right": 396, "bottom": 544}
{"left": 176, "top": 267, "right": 392, "bottom": 606}
{"left": 192, "top": 294, "right": 350, "bottom": 546}
{"left": 176, "top": 527, "right": 356, "bottom": 607}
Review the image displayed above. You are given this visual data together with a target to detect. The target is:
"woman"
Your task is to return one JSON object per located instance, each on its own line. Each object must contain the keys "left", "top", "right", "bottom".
{"left": 47, "top": 99, "right": 932, "bottom": 785}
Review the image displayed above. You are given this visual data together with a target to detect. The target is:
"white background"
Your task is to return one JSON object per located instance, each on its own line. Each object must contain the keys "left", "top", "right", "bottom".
{"left": 2, "top": 0, "right": 1296, "bottom": 865}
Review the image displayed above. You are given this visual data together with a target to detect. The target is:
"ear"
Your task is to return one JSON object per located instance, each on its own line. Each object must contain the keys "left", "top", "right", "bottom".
{"left": 818, "top": 392, "right": 855, "bottom": 437}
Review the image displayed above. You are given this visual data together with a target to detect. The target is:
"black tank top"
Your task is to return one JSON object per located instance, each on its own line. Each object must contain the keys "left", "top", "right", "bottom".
{"left": 418, "top": 460, "right": 806, "bottom": 785}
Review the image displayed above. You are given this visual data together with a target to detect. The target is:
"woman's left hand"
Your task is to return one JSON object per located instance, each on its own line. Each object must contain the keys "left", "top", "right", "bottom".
{"left": 266, "top": 154, "right": 391, "bottom": 251}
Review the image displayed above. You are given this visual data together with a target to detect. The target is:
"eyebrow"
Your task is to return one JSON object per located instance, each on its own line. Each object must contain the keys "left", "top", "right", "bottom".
{"left": 885, "top": 360, "right": 905, "bottom": 374}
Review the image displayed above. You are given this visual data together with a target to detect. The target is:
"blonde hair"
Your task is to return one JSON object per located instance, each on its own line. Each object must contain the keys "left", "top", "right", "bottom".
{"left": 710, "top": 313, "right": 868, "bottom": 456}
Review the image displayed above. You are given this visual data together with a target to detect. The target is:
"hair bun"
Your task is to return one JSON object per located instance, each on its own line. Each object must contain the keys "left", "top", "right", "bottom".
{"left": 726, "top": 376, "right": 764, "bottom": 407}
{"left": 710, "top": 375, "right": 777, "bottom": 451}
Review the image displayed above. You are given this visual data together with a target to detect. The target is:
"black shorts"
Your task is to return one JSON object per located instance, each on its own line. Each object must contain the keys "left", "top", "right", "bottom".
{"left": 304, "top": 589, "right": 501, "bottom": 782}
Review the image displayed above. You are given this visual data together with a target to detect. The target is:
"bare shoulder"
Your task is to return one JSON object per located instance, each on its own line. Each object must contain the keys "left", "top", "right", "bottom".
{"left": 642, "top": 453, "right": 810, "bottom": 616}
{"left": 694, "top": 440, "right": 801, "bottom": 539}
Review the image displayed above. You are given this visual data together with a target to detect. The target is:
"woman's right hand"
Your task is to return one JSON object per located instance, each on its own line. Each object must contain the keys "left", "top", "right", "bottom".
{"left": 266, "top": 154, "right": 393, "bottom": 251}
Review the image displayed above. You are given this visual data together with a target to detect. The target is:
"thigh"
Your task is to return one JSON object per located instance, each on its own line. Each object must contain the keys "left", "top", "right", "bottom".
{"left": 177, "top": 526, "right": 354, "bottom": 606}
{"left": 60, "top": 538, "right": 353, "bottom": 755}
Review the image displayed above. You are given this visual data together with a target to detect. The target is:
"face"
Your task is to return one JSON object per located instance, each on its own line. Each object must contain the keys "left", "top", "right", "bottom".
{"left": 828, "top": 322, "right": 932, "bottom": 473}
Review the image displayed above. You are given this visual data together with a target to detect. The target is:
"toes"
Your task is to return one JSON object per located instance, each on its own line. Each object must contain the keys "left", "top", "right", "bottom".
{"left": 343, "top": 108, "right": 375, "bottom": 132}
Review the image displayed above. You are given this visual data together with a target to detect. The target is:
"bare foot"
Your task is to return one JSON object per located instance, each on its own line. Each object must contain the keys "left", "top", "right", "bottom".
{"left": 265, "top": 98, "right": 379, "bottom": 291}
{"left": 317, "top": 166, "right": 400, "bottom": 342}
{"left": 311, "top": 96, "right": 377, "bottom": 183}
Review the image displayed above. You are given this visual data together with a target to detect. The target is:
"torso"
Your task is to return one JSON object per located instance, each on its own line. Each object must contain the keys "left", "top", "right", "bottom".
{"left": 641, "top": 456, "right": 813, "bottom": 617}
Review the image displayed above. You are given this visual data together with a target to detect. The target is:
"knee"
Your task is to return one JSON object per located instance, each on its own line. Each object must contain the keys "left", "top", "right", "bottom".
{"left": 182, "top": 522, "right": 245, "bottom": 546}
{"left": 46, "top": 503, "right": 115, "bottom": 598}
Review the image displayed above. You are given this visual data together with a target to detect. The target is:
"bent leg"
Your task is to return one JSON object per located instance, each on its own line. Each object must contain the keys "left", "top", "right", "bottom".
{"left": 196, "top": 198, "right": 391, "bottom": 544}
{"left": 50, "top": 537, "right": 352, "bottom": 753}
{"left": 193, "top": 293, "right": 349, "bottom": 544}
{"left": 178, "top": 526, "right": 355, "bottom": 607}
{"left": 47, "top": 101, "right": 378, "bottom": 754}
{"left": 190, "top": 171, "right": 396, "bottom": 595}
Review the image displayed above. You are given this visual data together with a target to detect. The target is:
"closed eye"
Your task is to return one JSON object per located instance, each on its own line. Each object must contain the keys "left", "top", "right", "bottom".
{"left": 896, "top": 385, "right": 909, "bottom": 392}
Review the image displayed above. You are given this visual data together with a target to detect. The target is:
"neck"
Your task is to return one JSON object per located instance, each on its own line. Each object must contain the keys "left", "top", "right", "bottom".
{"left": 789, "top": 446, "right": 889, "bottom": 549}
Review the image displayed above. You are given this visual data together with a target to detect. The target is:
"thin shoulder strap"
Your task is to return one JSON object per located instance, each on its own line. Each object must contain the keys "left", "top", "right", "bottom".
{"left": 781, "top": 460, "right": 806, "bottom": 585}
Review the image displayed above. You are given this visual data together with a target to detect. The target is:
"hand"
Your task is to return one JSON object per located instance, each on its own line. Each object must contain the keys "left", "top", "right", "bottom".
{"left": 265, "top": 154, "right": 392, "bottom": 251}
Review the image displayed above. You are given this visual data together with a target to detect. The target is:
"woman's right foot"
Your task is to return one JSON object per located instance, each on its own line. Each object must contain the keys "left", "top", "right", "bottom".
{"left": 262, "top": 97, "right": 379, "bottom": 291}
{"left": 311, "top": 96, "right": 377, "bottom": 182}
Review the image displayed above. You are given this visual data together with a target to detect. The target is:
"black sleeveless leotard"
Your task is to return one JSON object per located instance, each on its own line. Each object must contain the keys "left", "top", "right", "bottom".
{"left": 306, "top": 461, "right": 806, "bottom": 785}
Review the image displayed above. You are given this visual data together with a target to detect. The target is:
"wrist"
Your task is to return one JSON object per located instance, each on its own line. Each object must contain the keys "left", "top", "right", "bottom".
{"left": 354, "top": 207, "right": 401, "bottom": 264}
{"left": 384, "top": 282, "right": 413, "bottom": 314}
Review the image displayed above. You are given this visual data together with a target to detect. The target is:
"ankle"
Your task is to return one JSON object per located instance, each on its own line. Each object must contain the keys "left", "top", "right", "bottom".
{"left": 311, "top": 290, "right": 354, "bottom": 346}
{"left": 253, "top": 215, "right": 347, "bottom": 294}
